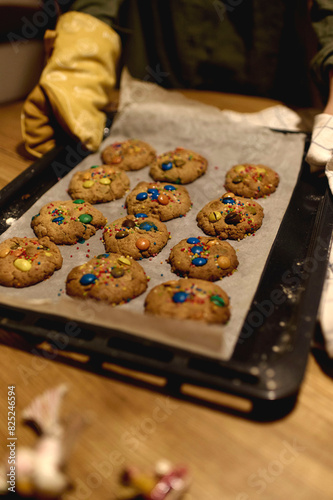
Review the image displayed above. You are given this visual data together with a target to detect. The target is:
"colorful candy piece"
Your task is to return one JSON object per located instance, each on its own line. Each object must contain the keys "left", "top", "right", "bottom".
{"left": 186, "top": 237, "right": 200, "bottom": 244}
{"left": 80, "top": 273, "right": 97, "bottom": 285}
{"left": 210, "top": 294, "right": 225, "bottom": 307}
{"left": 162, "top": 162, "right": 173, "bottom": 171}
{"left": 99, "top": 177, "right": 111, "bottom": 185}
{"left": 111, "top": 267, "right": 125, "bottom": 278}
{"left": 192, "top": 257, "right": 207, "bottom": 266}
{"left": 172, "top": 291, "right": 188, "bottom": 303}
{"left": 190, "top": 246, "right": 204, "bottom": 254}
{"left": 78, "top": 214, "right": 93, "bottom": 224}
{"left": 136, "top": 192, "right": 148, "bottom": 201}
{"left": 14, "top": 259, "right": 32, "bottom": 272}
{"left": 157, "top": 194, "right": 169, "bottom": 205}
{"left": 136, "top": 238, "right": 150, "bottom": 250}
{"left": 83, "top": 180, "right": 94, "bottom": 188}
{"left": 208, "top": 211, "right": 222, "bottom": 222}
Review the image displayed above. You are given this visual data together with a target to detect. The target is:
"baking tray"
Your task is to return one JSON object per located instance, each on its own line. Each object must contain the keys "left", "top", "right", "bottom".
{"left": 0, "top": 127, "right": 332, "bottom": 418}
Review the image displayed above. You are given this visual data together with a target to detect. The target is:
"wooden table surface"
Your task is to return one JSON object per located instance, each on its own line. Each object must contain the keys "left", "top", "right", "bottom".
{"left": 0, "top": 93, "right": 333, "bottom": 500}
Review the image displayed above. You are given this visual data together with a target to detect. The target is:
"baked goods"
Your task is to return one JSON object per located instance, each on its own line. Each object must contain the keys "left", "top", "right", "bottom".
{"left": 68, "top": 165, "right": 130, "bottom": 204}
{"left": 224, "top": 163, "right": 279, "bottom": 198}
{"left": 103, "top": 214, "right": 169, "bottom": 260}
{"left": 31, "top": 200, "right": 107, "bottom": 244}
{"left": 149, "top": 147, "right": 208, "bottom": 184}
{"left": 168, "top": 236, "right": 238, "bottom": 280}
{"left": 0, "top": 236, "right": 62, "bottom": 287}
{"left": 197, "top": 192, "right": 264, "bottom": 240}
{"left": 101, "top": 139, "right": 156, "bottom": 171}
{"left": 126, "top": 181, "right": 192, "bottom": 221}
{"left": 144, "top": 278, "right": 230, "bottom": 324}
{"left": 66, "top": 253, "right": 148, "bottom": 305}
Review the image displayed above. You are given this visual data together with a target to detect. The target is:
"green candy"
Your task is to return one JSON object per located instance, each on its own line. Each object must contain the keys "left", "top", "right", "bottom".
{"left": 210, "top": 295, "right": 225, "bottom": 307}
{"left": 79, "top": 214, "right": 93, "bottom": 224}
{"left": 73, "top": 199, "right": 85, "bottom": 204}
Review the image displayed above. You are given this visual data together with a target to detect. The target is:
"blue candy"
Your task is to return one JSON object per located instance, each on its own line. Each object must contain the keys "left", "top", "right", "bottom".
{"left": 136, "top": 192, "right": 148, "bottom": 201}
{"left": 164, "top": 185, "right": 176, "bottom": 191}
{"left": 172, "top": 291, "right": 189, "bottom": 303}
{"left": 222, "top": 197, "right": 236, "bottom": 205}
{"left": 80, "top": 273, "right": 97, "bottom": 285}
{"left": 191, "top": 246, "right": 204, "bottom": 254}
{"left": 139, "top": 222, "right": 155, "bottom": 231}
{"left": 162, "top": 162, "right": 173, "bottom": 171}
{"left": 192, "top": 257, "right": 208, "bottom": 267}
{"left": 147, "top": 188, "right": 159, "bottom": 195}
{"left": 187, "top": 237, "right": 200, "bottom": 244}
{"left": 52, "top": 216, "right": 64, "bottom": 223}
{"left": 135, "top": 213, "right": 148, "bottom": 218}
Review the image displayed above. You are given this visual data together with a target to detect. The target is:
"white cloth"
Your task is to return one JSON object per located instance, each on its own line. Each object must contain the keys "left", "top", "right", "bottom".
{"left": 220, "top": 105, "right": 333, "bottom": 356}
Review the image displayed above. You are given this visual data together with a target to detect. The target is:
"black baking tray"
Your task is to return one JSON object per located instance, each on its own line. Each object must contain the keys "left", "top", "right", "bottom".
{"left": 0, "top": 129, "right": 332, "bottom": 418}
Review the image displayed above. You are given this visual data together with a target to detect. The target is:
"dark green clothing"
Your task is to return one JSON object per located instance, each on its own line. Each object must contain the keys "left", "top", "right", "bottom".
{"left": 63, "top": 0, "right": 333, "bottom": 106}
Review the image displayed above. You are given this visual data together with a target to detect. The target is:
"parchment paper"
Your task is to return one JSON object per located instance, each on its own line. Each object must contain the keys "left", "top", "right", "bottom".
{"left": 0, "top": 72, "right": 307, "bottom": 360}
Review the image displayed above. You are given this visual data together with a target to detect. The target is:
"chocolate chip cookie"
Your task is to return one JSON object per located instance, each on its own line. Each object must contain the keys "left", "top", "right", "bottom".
{"left": 68, "top": 164, "right": 130, "bottom": 204}
{"left": 101, "top": 139, "right": 156, "bottom": 171}
{"left": 66, "top": 253, "right": 147, "bottom": 305}
{"left": 149, "top": 147, "right": 208, "bottom": 184}
{"left": 168, "top": 236, "right": 238, "bottom": 280}
{"left": 197, "top": 192, "right": 264, "bottom": 240}
{"left": 31, "top": 200, "right": 107, "bottom": 245}
{"left": 103, "top": 214, "right": 169, "bottom": 260}
{"left": 144, "top": 278, "right": 230, "bottom": 324}
{"left": 126, "top": 181, "right": 192, "bottom": 221}
{"left": 0, "top": 236, "right": 62, "bottom": 287}
{"left": 224, "top": 163, "right": 279, "bottom": 198}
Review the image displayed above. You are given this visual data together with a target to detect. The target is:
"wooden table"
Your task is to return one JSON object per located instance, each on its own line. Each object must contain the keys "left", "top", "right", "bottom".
{"left": 0, "top": 94, "right": 332, "bottom": 500}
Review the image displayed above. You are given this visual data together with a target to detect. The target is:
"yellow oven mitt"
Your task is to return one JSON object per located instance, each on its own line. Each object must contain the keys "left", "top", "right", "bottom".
{"left": 21, "top": 11, "right": 121, "bottom": 158}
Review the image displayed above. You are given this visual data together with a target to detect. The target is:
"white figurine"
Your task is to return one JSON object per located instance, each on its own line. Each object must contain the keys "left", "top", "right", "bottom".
{"left": 0, "top": 384, "right": 85, "bottom": 499}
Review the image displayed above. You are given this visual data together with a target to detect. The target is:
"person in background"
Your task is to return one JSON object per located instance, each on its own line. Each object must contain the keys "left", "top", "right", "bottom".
{"left": 21, "top": 0, "right": 333, "bottom": 173}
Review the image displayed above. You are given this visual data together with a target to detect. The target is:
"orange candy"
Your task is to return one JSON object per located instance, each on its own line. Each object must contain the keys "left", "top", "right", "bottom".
{"left": 111, "top": 156, "right": 122, "bottom": 164}
{"left": 136, "top": 238, "right": 150, "bottom": 250}
{"left": 157, "top": 194, "right": 169, "bottom": 205}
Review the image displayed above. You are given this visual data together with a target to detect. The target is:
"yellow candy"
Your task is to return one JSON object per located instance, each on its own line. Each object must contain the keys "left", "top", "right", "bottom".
{"left": 0, "top": 247, "right": 10, "bottom": 258}
{"left": 208, "top": 211, "right": 222, "bottom": 222}
{"left": 207, "top": 239, "right": 219, "bottom": 247}
{"left": 44, "top": 252, "right": 52, "bottom": 257}
{"left": 217, "top": 256, "right": 231, "bottom": 269}
{"left": 256, "top": 167, "right": 266, "bottom": 174}
{"left": 234, "top": 165, "right": 245, "bottom": 173}
{"left": 14, "top": 259, "right": 31, "bottom": 272}
{"left": 118, "top": 256, "right": 131, "bottom": 266}
{"left": 99, "top": 177, "right": 111, "bottom": 185}
{"left": 83, "top": 180, "right": 94, "bottom": 188}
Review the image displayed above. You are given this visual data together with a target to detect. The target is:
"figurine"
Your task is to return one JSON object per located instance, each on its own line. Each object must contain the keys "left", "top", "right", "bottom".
{"left": 0, "top": 384, "right": 85, "bottom": 499}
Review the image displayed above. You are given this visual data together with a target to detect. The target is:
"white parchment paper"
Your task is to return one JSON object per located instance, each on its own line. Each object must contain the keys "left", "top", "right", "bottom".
{"left": 0, "top": 74, "right": 307, "bottom": 360}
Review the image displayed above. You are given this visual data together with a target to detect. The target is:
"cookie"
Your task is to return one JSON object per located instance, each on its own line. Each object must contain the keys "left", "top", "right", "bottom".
{"left": 68, "top": 164, "right": 130, "bottom": 204}
{"left": 103, "top": 214, "right": 169, "bottom": 260}
{"left": 66, "top": 253, "right": 147, "bottom": 305}
{"left": 0, "top": 236, "right": 62, "bottom": 288}
{"left": 126, "top": 182, "right": 191, "bottom": 221}
{"left": 196, "top": 192, "right": 264, "bottom": 240}
{"left": 149, "top": 147, "right": 208, "bottom": 184}
{"left": 144, "top": 278, "right": 230, "bottom": 324}
{"left": 31, "top": 200, "right": 107, "bottom": 245}
{"left": 101, "top": 139, "right": 156, "bottom": 171}
{"left": 224, "top": 163, "right": 279, "bottom": 198}
{"left": 168, "top": 236, "right": 238, "bottom": 281}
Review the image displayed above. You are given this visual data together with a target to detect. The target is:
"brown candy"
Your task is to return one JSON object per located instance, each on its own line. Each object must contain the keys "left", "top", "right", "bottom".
{"left": 122, "top": 219, "right": 136, "bottom": 229}
{"left": 115, "top": 229, "right": 129, "bottom": 239}
{"left": 225, "top": 212, "right": 241, "bottom": 225}
{"left": 111, "top": 267, "right": 125, "bottom": 278}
